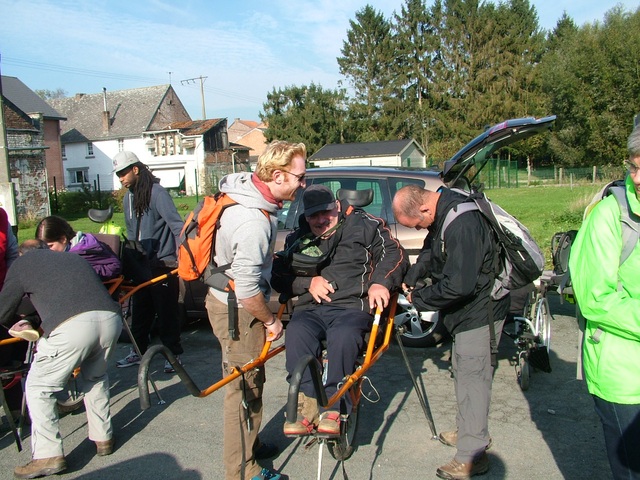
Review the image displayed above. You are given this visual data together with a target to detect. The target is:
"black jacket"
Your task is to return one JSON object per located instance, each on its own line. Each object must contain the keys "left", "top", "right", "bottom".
{"left": 411, "top": 188, "right": 510, "bottom": 335}
{"left": 271, "top": 201, "right": 409, "bottom": 314}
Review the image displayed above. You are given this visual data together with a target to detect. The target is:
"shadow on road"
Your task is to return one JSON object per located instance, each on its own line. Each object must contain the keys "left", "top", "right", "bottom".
{"left": 72, "top": 453, "right": 201, "bottom": 479}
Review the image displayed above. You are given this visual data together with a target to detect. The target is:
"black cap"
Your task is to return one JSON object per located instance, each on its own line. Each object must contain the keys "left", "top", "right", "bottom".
{"left": 303, "top": 185, "right": 336, "bottom": 216}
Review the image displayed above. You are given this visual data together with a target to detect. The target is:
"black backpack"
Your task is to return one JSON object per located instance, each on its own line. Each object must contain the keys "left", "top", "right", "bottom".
{"left": 551, "top": 230, "right": 578, "bottom": 276}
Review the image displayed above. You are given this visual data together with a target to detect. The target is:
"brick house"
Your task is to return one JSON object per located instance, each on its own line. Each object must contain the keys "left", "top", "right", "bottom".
{"left": 1, "top": 75, "right": 66, "bottom": 192}
{"left": 228, "top": 119, "right": 268, "bottom": 164}
{"left": 1, "top": 95, "right": 50, "bottom": 219}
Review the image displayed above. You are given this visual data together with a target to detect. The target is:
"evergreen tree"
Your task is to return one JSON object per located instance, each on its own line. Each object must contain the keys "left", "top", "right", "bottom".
{"left": 338, "top": 5, "right": 394, "bottom": 141}
{"left": 539, "top": 5, "right": 640, "bottom": 166}
{"left": 260, "top": 83, "right": 349, "bottom": 156}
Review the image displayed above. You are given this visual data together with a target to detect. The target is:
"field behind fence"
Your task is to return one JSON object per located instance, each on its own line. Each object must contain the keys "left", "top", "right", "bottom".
{"left": 472, "top": 159, "right": 624, "bottom": 189}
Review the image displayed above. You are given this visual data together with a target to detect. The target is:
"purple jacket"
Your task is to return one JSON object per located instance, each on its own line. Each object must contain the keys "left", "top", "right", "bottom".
{"left": 69, "top": 232, "right": 122, "bottom": 280}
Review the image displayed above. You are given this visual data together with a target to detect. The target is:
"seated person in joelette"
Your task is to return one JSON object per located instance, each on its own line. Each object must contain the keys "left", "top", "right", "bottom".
{"left": 272, "top": 185, "right": 408, "bottom": 435}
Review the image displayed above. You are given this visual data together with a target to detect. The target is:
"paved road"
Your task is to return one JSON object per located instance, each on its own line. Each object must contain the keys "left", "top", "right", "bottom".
{"left": 1, "top": 292, "right": 611, "bottom": 479}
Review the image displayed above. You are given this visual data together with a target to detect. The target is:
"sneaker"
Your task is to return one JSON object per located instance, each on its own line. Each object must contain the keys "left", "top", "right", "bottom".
{"left": 283, "top": 392, "right": 319, "bottom": 436}
{"left": 251, "top": 467, "right": 282, "bottom": 480}
{"left": 116, "top": 349, "right": 141, "bottom": 368}
{"left": 164, "top": 355, "right": 181, "bottom": 373}
{"left": 317, "top": 410, "right": 340, "bottom": 435}
{"left": 438, "top": 430, "right": 492, "bottom": 450}
{"left": 8, "top": 320, "right": 40, "bottom": 342}
{"left": 436, "top": 452, "right": 489, "bottom": 480}
{"left": 14, "top": 456, "right": 67, "bottom": 479}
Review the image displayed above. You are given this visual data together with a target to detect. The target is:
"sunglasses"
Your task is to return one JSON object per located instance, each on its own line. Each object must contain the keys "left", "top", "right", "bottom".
{"left": 281, "top": 169, "right": 306, "bottom": 182}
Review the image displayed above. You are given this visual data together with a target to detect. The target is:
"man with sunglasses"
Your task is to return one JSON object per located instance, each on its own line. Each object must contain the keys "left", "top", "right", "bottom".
{"left": 569, "top": 124, "right": 640, "bottom": 480}
{"left": 205, "top": 140, "right": 306, "bottom": 480}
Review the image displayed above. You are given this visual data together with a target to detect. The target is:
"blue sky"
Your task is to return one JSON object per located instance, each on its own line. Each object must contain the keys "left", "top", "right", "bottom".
{"left": 0, "top": 0, "right": 637, "bottom": 123}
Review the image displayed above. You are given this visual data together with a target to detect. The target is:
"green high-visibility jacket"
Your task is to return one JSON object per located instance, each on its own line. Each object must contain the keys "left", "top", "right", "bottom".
{"left": 569, "top": 175, "right": 640, "bottom": 404}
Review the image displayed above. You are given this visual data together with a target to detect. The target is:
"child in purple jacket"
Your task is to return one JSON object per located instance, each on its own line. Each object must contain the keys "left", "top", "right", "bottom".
{"left": 35, "top": 216, "right": 121, "bottom": 280}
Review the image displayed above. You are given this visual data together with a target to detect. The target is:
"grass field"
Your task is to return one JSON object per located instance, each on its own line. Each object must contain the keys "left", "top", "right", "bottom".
{"left": 18, "top": 183, "right": 606, "bottom": 269}
{"left": 485, "top": 183, "right": 603, "bottom": 266}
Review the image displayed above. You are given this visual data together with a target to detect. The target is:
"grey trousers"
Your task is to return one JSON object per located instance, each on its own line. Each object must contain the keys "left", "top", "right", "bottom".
{"left": 451, "top": 318, "right": 505, "bottom": 463}
{"left": 26, "top": 310, "right": 122, "bottom": 459}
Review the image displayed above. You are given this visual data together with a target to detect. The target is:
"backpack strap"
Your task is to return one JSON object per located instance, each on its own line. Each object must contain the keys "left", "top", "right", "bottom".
{"left": 609, "top": 186, "right": 640, "bottom": 265}
{"left": 440, "top": 202, "right": 479, "bottom": 242}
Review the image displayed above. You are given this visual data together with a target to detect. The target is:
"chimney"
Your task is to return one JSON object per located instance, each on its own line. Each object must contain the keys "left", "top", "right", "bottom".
{"left": 102, "top": 87, "right": 110, "bottom": 134}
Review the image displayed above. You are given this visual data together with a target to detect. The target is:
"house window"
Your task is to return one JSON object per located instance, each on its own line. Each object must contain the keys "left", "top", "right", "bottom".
{"left": 87, "top": 142, "right": 94, "bottom": 156}
{"left": 61, "top": 144, "right": 66, "bottom": 159}
{"left": 118, "top": 139, "right": 124, "bottom": 152}
{"left": 69, "top": 168, "right": 89, "bottom": 184}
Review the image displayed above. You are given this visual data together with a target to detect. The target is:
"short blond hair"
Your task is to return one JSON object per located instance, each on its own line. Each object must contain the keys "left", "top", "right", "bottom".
{"left": 254, "top": 141, "right": 307, "bottom": 182}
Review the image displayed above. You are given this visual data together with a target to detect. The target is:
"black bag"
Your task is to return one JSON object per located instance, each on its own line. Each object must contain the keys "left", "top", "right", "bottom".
{"left": 551, "top": 230, "right": 578, "bottom": 276}
{"left": 121, "top": 238, "right": 152, "bottom": 284}
{"left": 289, "top": 250, "right": 330, "bottom": 277}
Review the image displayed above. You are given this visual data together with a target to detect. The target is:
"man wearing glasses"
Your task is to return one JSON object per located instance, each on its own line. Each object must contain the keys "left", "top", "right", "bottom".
{"left": 569, "top": 124, "right": 640, "bottom": 480}
{"left": 205, "top": 140, "right": 306, "bottom": 480}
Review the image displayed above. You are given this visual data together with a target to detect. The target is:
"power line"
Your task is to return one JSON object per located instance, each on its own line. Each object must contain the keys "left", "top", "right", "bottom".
{"left": 2, "top": 56, "right": 264, "bottom": 104}
{"left": 3, "top": 57, "right": 160, "bottom": 84}
{"left": 181, "top": 76, "right": 207, "bottom": 120}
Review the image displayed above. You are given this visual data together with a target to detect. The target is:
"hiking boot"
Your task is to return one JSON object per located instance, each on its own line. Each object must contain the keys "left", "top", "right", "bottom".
{"left": 95, "top": 438, "right": 114, "bottom": 456}
{"left": 436, "top": 452, "right": 489, "bottom": 479}
{"left": 317, "top": 410, "right": 340, "bottom": 435}
{"left": 164, "top": 355, "right": 181, "bottom": 373}
{"left": 438, "top": 430, "right": 492, "bottom": 450}
{"left": 116, "top": 349, "right": 141, "bottom": 368}
{"left": 14, "top": 456, "right": 67, "bottom": 479}
{"left": 251, "top": 467, "right": 281, "bottom": 480}
{"left": 283, "top": 393, "right": 319, "bottom": 436}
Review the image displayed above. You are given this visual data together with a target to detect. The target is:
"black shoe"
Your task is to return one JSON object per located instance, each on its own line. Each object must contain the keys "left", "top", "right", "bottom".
{"left": 255, "top": 442, "right": 279, "bottom": 460}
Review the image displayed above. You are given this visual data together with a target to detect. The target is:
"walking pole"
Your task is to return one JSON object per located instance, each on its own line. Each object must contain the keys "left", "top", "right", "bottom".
{"left": 395, "top": 326, "right": 438, "bottom": 439}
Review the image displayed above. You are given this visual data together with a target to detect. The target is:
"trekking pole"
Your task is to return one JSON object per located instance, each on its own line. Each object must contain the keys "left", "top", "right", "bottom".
{"left": 395, "top": 326, "right": 438, "bottom": 439}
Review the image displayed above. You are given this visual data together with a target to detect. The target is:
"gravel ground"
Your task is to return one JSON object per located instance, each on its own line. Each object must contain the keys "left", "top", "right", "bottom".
{"left": 0, "top": 291, "right": 611, "bottom": 479}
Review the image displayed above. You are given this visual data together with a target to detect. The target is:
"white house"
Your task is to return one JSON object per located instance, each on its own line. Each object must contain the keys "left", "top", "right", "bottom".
{"left": 309, "top": 139, "right": 427, "bottom": 168}
{"left": 49, "top": 85, "right": 221, "bottom": 194}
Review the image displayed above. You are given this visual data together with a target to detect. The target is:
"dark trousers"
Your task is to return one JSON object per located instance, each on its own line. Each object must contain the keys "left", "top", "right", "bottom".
{"left": 131, "top": 266, "right": 183, "bottom": 355}
{"left": 593, "top": 394, "right": 640, "bottom": 479}
{"left": 285, "top": 305, "right": 371, "bottom": 413}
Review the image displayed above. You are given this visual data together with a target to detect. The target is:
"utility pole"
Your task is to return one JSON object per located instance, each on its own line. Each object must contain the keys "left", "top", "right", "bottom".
{"left": 0, "top": 57, "right": 18, "bottom": 227}
{"left": 181, "top": 76, "right": 207, "bottom": 120}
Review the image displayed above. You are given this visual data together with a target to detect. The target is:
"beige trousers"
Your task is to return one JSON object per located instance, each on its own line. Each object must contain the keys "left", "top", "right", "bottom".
{"left": 205, "top": 292, "right": 266, "bottom": 480}
{"left": 26, "top": 310, "right": 121, "bottom": 459}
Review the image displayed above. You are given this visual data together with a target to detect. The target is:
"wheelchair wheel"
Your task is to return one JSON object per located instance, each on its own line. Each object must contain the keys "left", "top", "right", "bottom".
{"left": 56, "top": 372, "right": 84, "bottom": 415}
{"left": 327, "top": 400, "right": 361, "bottom": 461}
{"left": 518, "top": 355, "right": 530, "bottom": 392}
{"left": 534, "top": 298, "right": 551, "bottom": 353}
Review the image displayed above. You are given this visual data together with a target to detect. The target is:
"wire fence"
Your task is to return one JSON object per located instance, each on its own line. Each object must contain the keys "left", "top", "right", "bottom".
{"left": 474, "top": 159, "right": 625, "bottom": 189}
